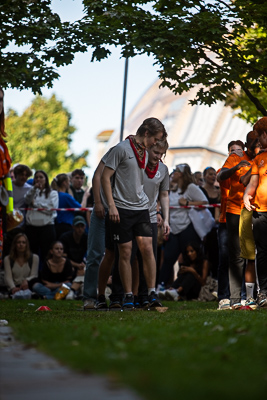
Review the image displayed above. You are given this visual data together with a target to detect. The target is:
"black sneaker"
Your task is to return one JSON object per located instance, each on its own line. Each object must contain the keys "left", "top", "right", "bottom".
{"left": 134, "top": 295, "right": 141, "bottom": 308}
{"left": 257, "top": 293, "right": 267, "bottom": 308}
{"left": 148, "top": 291, "right": 162, "bottom": 307}
{"left": 109, "top": 297, "right": 122, "bottom": 310}
{"left": 123, "top": 294, "right": 135, "bottom": 310}
{"left": 139, "top": 296, "right": 149, "bottom": 308}
{"left": 95, "top": 294, "right": 108, "bottom": 310}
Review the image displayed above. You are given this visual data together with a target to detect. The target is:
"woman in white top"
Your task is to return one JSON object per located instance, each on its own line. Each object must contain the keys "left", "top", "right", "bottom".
{"left": 4, "top": 233, "right": 39, "bottom": 299}
{"left": 25, "top": 170, "right": 58, "bottom": 266}
{"left": 158, "top": 163, "right": 208, "bottom": 287}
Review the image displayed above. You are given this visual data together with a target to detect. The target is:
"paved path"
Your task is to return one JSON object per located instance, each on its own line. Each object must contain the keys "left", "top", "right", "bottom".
{"left": 0, "top": 325, "right": 142, "bottom": 400}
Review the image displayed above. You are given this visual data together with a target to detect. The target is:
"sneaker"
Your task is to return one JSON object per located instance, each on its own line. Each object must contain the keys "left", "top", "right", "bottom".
{"left": 217, "top": 299, "right": 231, "bottom": 310}
{"left": 141, "top": 298, "right": 150, "bottom": 308}
{"left": 245, "top": 297, "right": 258, "bottom": 310}
{"left": 109, "top": 297, "right": 123, "bottom": 310}
{"left": 83, "top": 298, "right": 96, "bottom": 310}
{"left": 231, "top": 302, "right": 242, "bottom": 310}
{"left": 134, "top": 296, "right": 141, "bottom": 308}
{"left": 137, "top": 295, "right": 149, "bottom": 308}
{"left": 54, "top": 284, "right": 70, "bottom": 300}
{"left": 148, "top": 291, "right": 162, "bottom": 307}
{"left": 65, "top": 290, "right": 75, "bottom": 300}
{"left": 123, "top": 294, "right": 135, "bottom": 310}
{"left": 157, "top": 283, "right": 165, "bottom": 292}
{"left": 165, "top": 289, "right": 179, "bottom": 302}
{"left": 257, "top": 293, "right": 267, "bottom": 308}
{"left": 95, "top": 294, "right": 108, "bottom": 310}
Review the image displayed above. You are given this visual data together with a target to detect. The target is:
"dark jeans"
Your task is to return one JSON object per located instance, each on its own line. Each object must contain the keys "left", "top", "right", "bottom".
{"left": 226, "top": 212, "right": 245, "bottom": 304}
{"left": 217, "top": 223, "right": 230, "bottom": 301}
{"left": 172, "top": 272, "right": 201, "bottom": 299}
{"left": 204, "top": 227, "right": 219, "bottom": 279}
{"left": 252, "top": 211, "right": 267, "bottom": 295}
{"left": 159, "top": 223, "right": 201, "bottom": 286}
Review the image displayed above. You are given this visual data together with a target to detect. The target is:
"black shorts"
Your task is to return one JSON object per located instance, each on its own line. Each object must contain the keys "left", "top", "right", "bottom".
{"left": 110, "top": 207, "right": 152, "bottom": 244}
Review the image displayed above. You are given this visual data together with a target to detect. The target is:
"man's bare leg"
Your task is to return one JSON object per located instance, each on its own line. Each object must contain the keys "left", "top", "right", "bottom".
{"left": 117, "top": 241, "right": 133, "bottom": 293}
{"left": 98, "top": 248, "right": 115, "bottom": 296}
{"left": 136, "top": 236, "right": 156, "bottom": 289}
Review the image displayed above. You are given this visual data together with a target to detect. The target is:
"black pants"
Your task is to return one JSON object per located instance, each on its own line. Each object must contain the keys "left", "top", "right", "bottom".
{"left": 172, "top": 272, "right": 201, "bottom": 299}
{"left": 25, "top": 224, "right": 56, "bottom": 268}
{"left": 159, "top": 223, "right": 201, "bottom": 286}
{"left": 252, "top": 211, "right": 267, "bottom": 295}
{"left": 226, "top": 212, "right": 245, "bottom": 304}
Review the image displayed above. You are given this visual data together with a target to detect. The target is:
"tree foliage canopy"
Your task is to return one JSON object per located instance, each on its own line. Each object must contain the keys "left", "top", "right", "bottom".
{"left": 0, "top": 0, "right": 86, "bottom": 93}
{"left": 80, "top": 0, "right": 267, "bottom": 119}
{"left": 5, "top": 95, "right": 88, "bottom": 179}
{"left": 1, "top": 1, "right": 267, "bottom": 122}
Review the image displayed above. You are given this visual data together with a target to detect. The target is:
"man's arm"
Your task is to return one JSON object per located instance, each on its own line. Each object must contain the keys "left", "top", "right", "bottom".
{"left": 217, "top": 160, "right": 251, "bottom": 181}
{"left": 101, "top": 166, "right": 120, "bottom": 223}
{"left": 92, "top": 160, "right": 106, "bottom": 219}
{"left": 240, "top": 167, "right": 252, "bottom": 187}
{"left": 159, "top": 190, "right": 170, "bottom": 236}
{"left": 243, "top": 175, "right": 259, "bottom": 211}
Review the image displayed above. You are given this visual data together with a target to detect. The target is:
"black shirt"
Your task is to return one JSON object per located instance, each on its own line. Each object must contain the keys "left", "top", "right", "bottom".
{"left": 59, "top": 231, "right": 87, "bottom": 263}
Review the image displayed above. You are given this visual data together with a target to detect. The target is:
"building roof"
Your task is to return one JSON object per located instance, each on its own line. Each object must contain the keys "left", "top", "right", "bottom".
{"left": 99, "top": 80, "right": 252, "bottom": 172}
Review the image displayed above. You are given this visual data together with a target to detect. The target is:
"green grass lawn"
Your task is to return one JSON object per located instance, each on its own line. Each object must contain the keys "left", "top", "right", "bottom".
{"left": 1, "top": 299, "right": 267, "bottom": 400}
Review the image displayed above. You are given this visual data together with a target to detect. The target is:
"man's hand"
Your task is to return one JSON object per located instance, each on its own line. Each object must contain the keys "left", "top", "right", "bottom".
{"left": 163, "top": 220, "right": 170, "bottom": 236}
{"left": 236, "top": 160, "right": 251, "bottom": 170}
{"left": 179, "top": 197, "right": 188, "bottom": 206}
{"left": 20, "top": 280, "right": 29, "bottom": 290}
{"left": 179, "top": 266, "right": 194, "bottom": 274}
{"left": 109, "top": 204, "right": 120, "bottom": 223}
{"left": 94, "top": 202, "right": 105, "bottom": 219}
{"left": 157, "top": 213, "right": 163, "bottom": 227}
{"left": 243, "top": 193, "right": 255, "bottom": 211}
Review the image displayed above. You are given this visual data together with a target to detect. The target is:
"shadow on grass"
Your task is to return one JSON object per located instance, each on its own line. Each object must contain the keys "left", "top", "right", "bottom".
{"left": 1, "top": 299, "right": 267, "bottom": 400}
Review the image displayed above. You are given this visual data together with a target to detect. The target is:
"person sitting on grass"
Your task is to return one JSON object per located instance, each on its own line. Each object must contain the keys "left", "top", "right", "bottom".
{"left": 159, "top": 242, "right": 209, "bottom": 301}
{"left": 32, "top": 241, "right": 73, "bottom": 300}
{"left": 4, "top": 233, "right": 39, "bottom": 299}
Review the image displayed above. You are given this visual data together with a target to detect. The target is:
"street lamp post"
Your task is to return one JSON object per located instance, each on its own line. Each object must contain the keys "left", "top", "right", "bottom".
{"left": 120, "top": 57, "right": 129, "bottom": 142}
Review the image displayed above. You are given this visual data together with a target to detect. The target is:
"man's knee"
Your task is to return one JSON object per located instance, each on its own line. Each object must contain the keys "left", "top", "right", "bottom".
{"left": 137, "top": 237, "right": 153, "bottom": 259}
{"left": 118, "top": 242, "right": 132, "bottom": 261}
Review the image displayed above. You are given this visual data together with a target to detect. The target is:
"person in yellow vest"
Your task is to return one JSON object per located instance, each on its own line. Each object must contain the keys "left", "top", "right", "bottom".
{"left": 0, "top": 86, "right": 14, "bottom": 266}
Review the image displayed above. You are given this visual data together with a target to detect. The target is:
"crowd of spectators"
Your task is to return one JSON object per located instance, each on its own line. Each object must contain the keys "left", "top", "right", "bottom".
{"left": 0, "top": 112, "right": 266, "bottom": 311}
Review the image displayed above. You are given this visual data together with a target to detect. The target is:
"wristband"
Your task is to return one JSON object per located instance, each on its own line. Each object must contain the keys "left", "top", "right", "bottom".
{"left": 157, "top": 211, "right": 163, "bottom": 217}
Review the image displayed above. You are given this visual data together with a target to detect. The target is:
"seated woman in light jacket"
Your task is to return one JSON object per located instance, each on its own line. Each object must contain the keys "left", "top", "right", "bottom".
{"left": 25, "top": 170, "right": 58, "bottom": 267}
{"left": 4, "top": 233, "right": 39, "bottom": 299}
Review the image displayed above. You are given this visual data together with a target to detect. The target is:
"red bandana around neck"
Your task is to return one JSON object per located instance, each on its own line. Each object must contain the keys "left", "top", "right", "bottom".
{"left": 145, "top": 162, "right": 159, "bottom": 179}
{"left": 126, "top": 135, "right": 146, "bottom": 169}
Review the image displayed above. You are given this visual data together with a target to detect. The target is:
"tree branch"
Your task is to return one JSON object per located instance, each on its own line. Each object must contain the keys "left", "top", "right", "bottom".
{"left": 240, "top": 84, "right": 267, "bottom": 116}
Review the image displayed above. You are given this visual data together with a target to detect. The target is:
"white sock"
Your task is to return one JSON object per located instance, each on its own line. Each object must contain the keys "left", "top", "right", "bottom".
{"left": 245, "top": 282, "right": 255, "bottom": 299}
{"left": 148, "top": 288, "right": 156, "bottom": 295}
